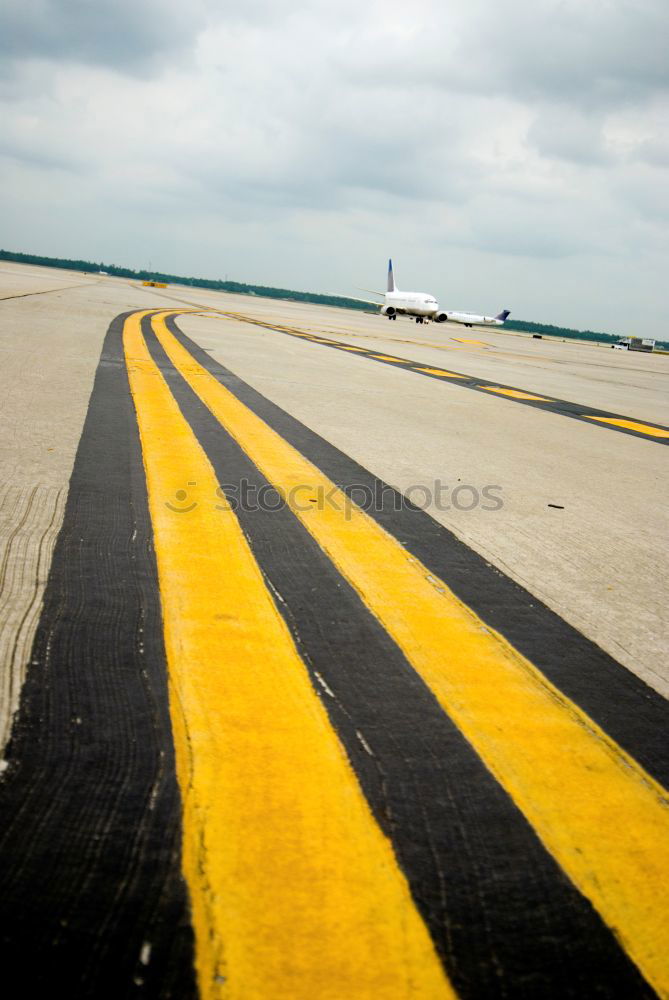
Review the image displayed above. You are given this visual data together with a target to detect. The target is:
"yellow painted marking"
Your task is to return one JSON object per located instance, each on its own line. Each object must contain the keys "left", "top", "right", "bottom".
{"left": 587, "top": 416, "right": 669, "bottom": 439}
{"left": 481, "top": 386, "right": 549, "bottom": 402}
{"left": 415, "top": 367, "right": 469, "bottom": 379}
{"left": 192, "top": 315, "right": 666, "bottom": 440}
{"left": 124, "top": 311, "right": 453, "bottom": 1000}
{"left": 154, "top": 311, "right": 669, "bottom": 996}
{"left": 453, "top": 338, "right": 486, "bottom": 345}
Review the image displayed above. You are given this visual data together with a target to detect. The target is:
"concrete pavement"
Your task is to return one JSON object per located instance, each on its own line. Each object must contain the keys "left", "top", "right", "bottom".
{"left": 0, "top": 262, "right": 668, "bottom": 998}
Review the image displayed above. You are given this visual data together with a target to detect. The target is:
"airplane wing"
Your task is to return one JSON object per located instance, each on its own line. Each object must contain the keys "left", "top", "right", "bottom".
{"left": 323, "top": 286, "right": 384, "bottom": 308}
{"left": 327, "top": 292, "right": 382, "bottom": 307}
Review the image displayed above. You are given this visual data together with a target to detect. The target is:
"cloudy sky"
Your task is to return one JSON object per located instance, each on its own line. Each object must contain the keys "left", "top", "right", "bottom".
{"left": 1, "top": 0, "right": 668, "bottom": 334}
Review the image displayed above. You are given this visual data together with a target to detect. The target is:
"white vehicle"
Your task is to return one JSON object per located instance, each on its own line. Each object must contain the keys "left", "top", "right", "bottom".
{"left": 612, "top": 337, "right": 655, "bottom": 353}
{"left": 360, "top": 260, "right": 510, "bottom": 327}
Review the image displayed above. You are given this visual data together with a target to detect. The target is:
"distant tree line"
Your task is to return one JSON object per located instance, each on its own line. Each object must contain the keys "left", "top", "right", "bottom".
{"left": 3, "top": 248, "right": 666, "bottom": 349}
{"left": 0, "top": 248, "right": 371, "bottom": 314}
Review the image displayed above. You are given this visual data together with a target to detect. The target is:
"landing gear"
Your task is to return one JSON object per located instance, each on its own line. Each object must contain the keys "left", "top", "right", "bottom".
{"left": 415, "top": 316, "right": 424, "bottom": 324}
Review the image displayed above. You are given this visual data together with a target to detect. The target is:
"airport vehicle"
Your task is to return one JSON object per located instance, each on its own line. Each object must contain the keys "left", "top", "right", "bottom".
{"left": 612, "top": 337, "right": 655, "bottom": 353}
{"left": 360, "top": 260, "right": 510, "bottom": 327}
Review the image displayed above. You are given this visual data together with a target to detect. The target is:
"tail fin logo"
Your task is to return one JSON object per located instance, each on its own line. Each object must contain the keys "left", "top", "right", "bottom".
{"left": 387, "top": 258, "right": 396, "bottom": 293}
{"left": 495, "top": 309, "right": 511, "bottom": 322}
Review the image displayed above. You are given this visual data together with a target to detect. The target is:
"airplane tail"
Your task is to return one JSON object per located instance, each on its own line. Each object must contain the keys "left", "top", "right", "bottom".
{"left": 495, "top": 309, "right": 510, "bottom": 322}
{"left": 387, "top": 258, "right": 396, "bottom": 293}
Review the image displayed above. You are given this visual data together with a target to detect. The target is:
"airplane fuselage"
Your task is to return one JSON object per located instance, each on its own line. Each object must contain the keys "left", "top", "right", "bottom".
{"left": 381, "top": 295, "right": 506, "bottom": 327}
{"left": 441, "top": 311, "right": 507, "bottom": 327}
{"left": 382, "top": 291, "right": 438, "bottom": 318}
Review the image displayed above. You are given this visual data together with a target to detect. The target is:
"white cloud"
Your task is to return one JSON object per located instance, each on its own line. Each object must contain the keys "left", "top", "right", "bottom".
{"left": 1, "top": 0, "right": 668, "bottom": 334}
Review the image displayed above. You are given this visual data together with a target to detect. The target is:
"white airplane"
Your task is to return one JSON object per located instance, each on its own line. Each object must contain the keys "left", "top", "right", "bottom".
{"left": 360, "top": 260, "right": 510, "bottom": 327}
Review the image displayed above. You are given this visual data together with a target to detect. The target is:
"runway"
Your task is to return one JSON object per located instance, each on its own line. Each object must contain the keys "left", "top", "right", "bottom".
{"left": 0, "top": 263, "right": 668, "bottom": 998}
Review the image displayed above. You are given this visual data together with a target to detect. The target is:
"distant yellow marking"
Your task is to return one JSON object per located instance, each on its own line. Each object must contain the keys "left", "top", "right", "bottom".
{"left": 415, "top": 367, "right": 468, "bottom": 379}
{"left": 223, "top": 316, "right": 667, "bottom": 439}
{"left": 124, "top": 310, "right": 454, "bottom": 1000}
{"left": 154, "top": 311, "right": 669, "bottom": 997}
{"left": 481, "top": 386, "right": 549, "bottom": 401}
{"left": 587, "top": 416, "right": 669, "bottom": 439}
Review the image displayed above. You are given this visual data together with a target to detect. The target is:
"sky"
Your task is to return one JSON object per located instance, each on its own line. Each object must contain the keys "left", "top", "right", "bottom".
{"left": 1, "top": 0, "right": 668, "bottom": 335}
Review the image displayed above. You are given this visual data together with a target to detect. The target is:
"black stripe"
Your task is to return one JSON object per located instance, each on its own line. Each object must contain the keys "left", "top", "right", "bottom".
{"left": 167, "top": 314, "right": 669, "bottom": 791}
{"left": 146, "top": 315, "right": 655, "bottom": 998}
{"left": 0, "top": 314, "right": 196, "bottom": 998}
{"left": 225, "top": 313, "right": 669, "bottom": 444}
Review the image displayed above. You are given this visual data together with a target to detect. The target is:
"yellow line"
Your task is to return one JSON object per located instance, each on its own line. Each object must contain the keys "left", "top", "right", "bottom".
{"left": 586, "top": 416, "right": 669, "bottom": 439}
{"left": 480, "top": 386, "right": 549, "bottom": 401}
{"left": 414, "top": 367, "right": 469, "bottom": 379}
{"left": 198, "top": 315, "right": 666, "bottom": 438}
{"left": 154, "top": 311, "right": 669, "bottom": 995}
{"left": 124, "top": 311, "right": 453, "bottom": 1000}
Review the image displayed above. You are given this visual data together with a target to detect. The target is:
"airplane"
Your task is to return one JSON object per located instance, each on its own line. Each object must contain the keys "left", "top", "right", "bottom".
{"left": 359, "top": 260, "right": 510, "bottom": 327}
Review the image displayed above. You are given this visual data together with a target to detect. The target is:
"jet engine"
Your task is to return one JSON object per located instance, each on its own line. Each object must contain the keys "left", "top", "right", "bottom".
{"left": 434, "top": 311, "right": 449, "bottom": 323}
{"left": 380, "top": 305, "right": 396, "bottom": 316}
